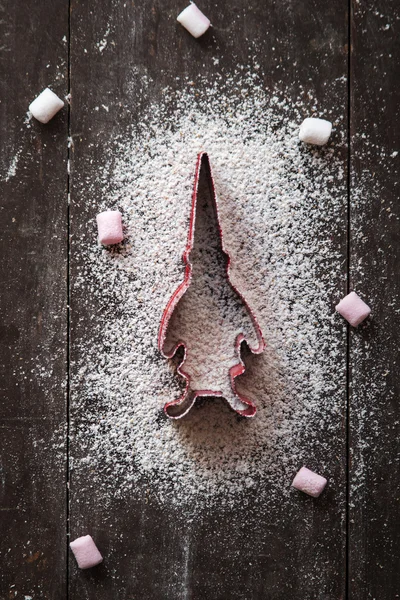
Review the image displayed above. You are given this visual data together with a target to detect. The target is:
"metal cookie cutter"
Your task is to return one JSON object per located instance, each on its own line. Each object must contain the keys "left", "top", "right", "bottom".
{"left": 158, "top": 152, "right": 265, "bottom": 419}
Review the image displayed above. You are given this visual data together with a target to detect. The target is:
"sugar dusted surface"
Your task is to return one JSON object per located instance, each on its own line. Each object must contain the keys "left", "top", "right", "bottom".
{"left": 71, "top": 70, "right": 348, "bottom": 510}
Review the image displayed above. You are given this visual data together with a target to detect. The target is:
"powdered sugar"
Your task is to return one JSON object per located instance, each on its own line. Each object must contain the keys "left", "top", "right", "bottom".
{"left": 3, "top": 148, "right": 21, "bottom": 182}
{"left": 71, "top": 69, "right": 347, "bottom": 508}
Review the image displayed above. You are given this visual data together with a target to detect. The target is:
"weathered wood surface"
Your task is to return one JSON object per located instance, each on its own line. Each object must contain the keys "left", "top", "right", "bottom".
{"left": 0, "top": 0, "right": 399, "bottom": 598}
{"left": 69, "top": 1, "right": 347, "bottom": 599}
{"left": 0, "top": 0, "right": 68, "bottom": 598}
{"left": 349, "top": 0, "right": 400, "bottom": 597}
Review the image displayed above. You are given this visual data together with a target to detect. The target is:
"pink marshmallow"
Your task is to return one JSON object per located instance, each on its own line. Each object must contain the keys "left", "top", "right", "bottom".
{"left": 96, "top": 210, "right": 124, "bottom": 245}
{"left": 70, "top": 535, "right": 103, "bottom": 569}
{"left": 292, "top": 466, "right": 327, "bottom": 498}
{"left": 335, "top": 291, "right": 371, "bottom": 327}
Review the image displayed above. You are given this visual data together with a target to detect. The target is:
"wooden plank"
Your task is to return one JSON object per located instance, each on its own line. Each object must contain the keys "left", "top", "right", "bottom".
{"left": 0, "top": 0, "right": 68, "bottom": 597}
{"left": 349, "top": 1, "right": 400, "bottom": 597}
{"left": 69, "top": 0, "right": 348, "bottom": 598}
{"left": 0, "top": 422, "right": 66, "bottom": 597}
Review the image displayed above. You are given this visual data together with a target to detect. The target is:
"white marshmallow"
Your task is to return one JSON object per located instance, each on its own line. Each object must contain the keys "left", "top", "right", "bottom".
{"left": 29, "top": 88, "right": 64, "bottom": 124}
{"left": 177, "top": 3, "right": 210, "bottom": 38}
{"left": 299, "top": 117, "right": 332, "bottom": 146}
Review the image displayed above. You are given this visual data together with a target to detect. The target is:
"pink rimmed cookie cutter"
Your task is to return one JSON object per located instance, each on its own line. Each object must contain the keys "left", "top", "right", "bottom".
{"left": 158, "top": 152, "right": 265, "bottom": 419}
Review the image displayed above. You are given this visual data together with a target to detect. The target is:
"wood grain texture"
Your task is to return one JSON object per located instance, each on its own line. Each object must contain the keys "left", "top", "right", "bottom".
{"left": 349, "top": 1, "right": 400, "bottom": 598}
{"left": 69, "top": 1, "right": 348, "bottom": 598}
{"left": 0, "top": 0, "right": 68, "bottom": 598}
{"left": 1, "top": 0, "right": 399, "bottom": 597}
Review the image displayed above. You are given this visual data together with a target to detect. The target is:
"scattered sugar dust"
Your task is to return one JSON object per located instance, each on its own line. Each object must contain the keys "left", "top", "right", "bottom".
{"left": 71, "top": 69, "right": 348, "bottom": 509}
{"left": 2, "top": 148, "right": 22, "bottom": 182}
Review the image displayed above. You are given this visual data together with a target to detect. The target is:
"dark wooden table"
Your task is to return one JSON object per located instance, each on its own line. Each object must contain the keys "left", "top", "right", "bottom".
{"left": 1, "top": 1, "right": 399, "bottom": 598}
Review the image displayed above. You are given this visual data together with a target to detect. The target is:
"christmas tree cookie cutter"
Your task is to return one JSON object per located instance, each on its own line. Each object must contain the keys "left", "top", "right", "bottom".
{"left": 158, "top": 152, "right": 265, "bottom": 419}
